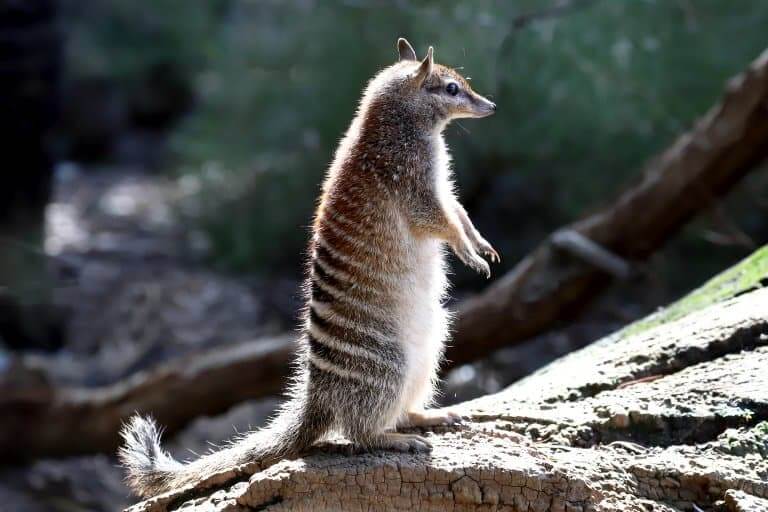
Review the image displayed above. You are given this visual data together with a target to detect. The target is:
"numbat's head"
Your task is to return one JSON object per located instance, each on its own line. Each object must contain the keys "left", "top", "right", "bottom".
{"left": 359, "top": 38, "right": 496, "bottom": 133}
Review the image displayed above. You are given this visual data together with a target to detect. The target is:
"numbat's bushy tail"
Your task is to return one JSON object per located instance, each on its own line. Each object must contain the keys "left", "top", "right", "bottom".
{"left": 119, "top": 395, "right": 323, "bottom": 497}
{"left": 119, "top": 37, "right": 498, "bottom": 498}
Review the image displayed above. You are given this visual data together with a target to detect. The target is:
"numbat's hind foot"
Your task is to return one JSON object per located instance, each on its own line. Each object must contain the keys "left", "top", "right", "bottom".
{"left": 401, "top": 409, "right": 463, "bottom": 428}
{"left": 372, "top": 433, "right": 432, "bottom": 453}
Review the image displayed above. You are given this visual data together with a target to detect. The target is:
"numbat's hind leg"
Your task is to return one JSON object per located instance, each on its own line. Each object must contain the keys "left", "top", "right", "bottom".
{"left": 371, "top": 432, "right": 432, "bottom": 452}
{"left": 400, "top": 409, "right": 463, "bottom": 428}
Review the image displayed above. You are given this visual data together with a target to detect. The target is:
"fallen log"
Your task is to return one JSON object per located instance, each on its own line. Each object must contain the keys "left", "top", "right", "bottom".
{"left": 1, "top": 336, "right": 294, "bottom": 461}
{"left": 126, "top": 248, "right": 768, "bottom": 511}
{"left": 2, "top": 46, "right": 768, "bottom": 462}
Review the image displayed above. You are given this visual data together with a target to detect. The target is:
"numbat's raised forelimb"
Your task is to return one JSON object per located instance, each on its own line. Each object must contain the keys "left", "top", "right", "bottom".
{"left": 119, "top": 37, "right": 499, "bottom": 498}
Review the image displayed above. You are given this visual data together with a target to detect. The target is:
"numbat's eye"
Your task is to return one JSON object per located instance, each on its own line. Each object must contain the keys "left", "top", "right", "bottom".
{"left": 445, "top": 82, "right": 459, "bottom": 96}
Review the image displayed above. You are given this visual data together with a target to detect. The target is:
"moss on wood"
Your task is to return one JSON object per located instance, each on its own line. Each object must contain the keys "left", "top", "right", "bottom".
{"left": 621, "top": 245, "right": 768, "bottom": 338}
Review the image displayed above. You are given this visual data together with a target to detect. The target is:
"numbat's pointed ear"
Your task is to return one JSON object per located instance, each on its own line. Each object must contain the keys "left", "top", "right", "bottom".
{"left": 397, "top": 38, "right": 417, "bottom": 61}
{"left": 413, "top": 46, "right": 433, "bottom": 86}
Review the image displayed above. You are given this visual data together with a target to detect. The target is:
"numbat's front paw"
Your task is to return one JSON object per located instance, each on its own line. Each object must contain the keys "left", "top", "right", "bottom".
{"left": 402, "top": 409, "right": 463, "bottom": 428}
{"left": 474, "top": 235, "right": 500, "bottom": 264}
{"left": 470, "top": 253, "right": 491, "bottom": 279}
{"left": 455, "top": 244, "right": 491, "bottom": 278}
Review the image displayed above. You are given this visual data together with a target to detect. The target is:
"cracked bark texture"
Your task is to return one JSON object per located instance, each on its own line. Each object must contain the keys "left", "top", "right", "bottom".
{"left": 127, "top": 250, "right": 768, "bottom": 512}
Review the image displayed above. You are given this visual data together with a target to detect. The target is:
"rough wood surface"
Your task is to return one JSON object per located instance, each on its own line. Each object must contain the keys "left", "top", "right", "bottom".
{"left": 124, "top": 275, "right": 768, "bottom": 512}
{"left": 724, "top": 490, "right": 768, "bottom": 512}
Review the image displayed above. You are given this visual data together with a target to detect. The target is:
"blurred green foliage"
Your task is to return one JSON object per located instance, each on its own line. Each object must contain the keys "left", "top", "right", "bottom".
{"left": 62, "top": 0, "right": 228, "bottom": 84}
{"left": 63, "top": 0, "right": 768, "bottom": 282}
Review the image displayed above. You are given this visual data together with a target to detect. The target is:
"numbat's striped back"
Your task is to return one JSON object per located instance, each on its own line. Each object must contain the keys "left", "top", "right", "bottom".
{"left": 118, "top": 38, "right": 498, "bottom": 499}
{"left": 306, "top": 184, "right": 408, "bottom": 389}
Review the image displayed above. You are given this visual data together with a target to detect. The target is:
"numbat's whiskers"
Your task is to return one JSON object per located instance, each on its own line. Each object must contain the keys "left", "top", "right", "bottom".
{"left": 119, "top": 37, "right": 498, "bottom": 498}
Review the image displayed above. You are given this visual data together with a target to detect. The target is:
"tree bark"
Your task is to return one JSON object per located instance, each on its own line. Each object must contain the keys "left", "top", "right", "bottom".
{"left": 124, "top": 251, "right": 768, "bottom": 511}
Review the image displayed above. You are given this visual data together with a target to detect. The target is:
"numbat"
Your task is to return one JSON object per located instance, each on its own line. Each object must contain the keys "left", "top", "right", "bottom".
{"left": 119, "top": 38, "right": 499, "bottom": 498}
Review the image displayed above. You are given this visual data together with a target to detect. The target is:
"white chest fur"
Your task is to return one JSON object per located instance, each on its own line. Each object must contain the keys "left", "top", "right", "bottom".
{"left": 395, "top": 235, "right": 449, "bottom": 416}
{"left": 392, "top": 134, "right": 453, "bottom": 417}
